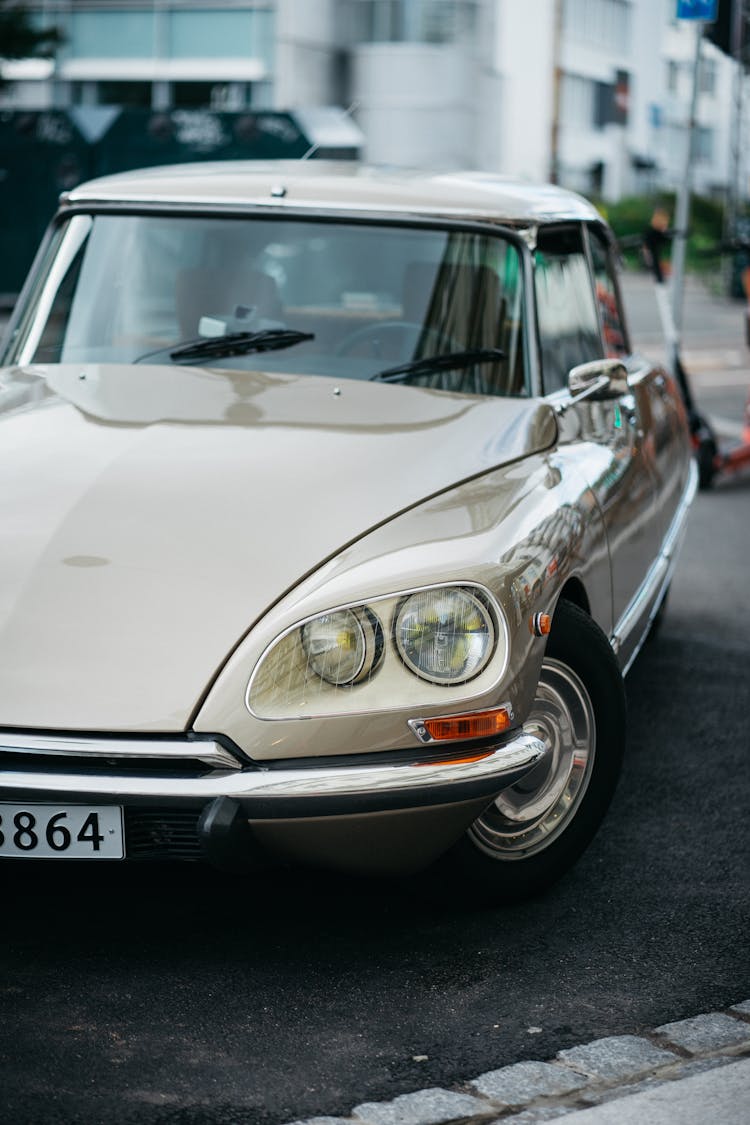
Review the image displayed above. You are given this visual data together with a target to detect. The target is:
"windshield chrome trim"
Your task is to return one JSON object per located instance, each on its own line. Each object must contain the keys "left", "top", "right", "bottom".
{"left": 7, "top": 204, "right": 539, "bottom": 397}
{"left": 12, "top": 215, "right": 93, "bottom": 368}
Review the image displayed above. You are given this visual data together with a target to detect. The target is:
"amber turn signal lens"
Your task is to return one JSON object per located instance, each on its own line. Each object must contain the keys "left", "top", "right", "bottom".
{"left": 422, "top": 707, "right": 512, "bottom": 743}
{"left": 530, "top": 612, "right": 551, "bottom": 637}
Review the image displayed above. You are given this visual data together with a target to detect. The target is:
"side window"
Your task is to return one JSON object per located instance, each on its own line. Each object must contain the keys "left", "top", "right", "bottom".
{"left": 534, "top": 226, "right": 602, "bottom": 394}
{"left": 588, "top": 227, "right": 629, "bottom": 359}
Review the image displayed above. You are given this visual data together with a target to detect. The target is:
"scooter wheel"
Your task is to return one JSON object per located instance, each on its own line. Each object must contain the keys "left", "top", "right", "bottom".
{"left": 696, "top": 435, "right": 717, "bottom": 490}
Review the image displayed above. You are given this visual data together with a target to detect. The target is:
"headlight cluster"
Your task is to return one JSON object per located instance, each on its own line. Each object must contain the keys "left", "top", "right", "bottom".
{"left": 394, "top": 587, "right": 495, "bottom": 685}
{"left": 248, "top": 585, "right": 504, "bottom": 720}
{"left": 301, "top": 607, "right": 383, "bottom": 686}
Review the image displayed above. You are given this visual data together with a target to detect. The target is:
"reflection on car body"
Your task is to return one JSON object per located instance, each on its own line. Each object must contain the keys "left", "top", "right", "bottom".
{"left": 0, "top": 163, "right": 695, "bottom": 901}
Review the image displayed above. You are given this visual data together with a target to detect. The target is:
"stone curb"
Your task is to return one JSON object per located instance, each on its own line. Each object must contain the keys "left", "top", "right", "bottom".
{"left": 283, "top": 1001, "right": 750, "bottom": 1125}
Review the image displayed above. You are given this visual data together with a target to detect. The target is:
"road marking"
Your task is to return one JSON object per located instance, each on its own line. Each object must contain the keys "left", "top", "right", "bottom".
{"left": 708, "top": 415, "right": 745, "bottom": 440}
{"left": 691, "top": 369, "right": 749, "bottom": 389}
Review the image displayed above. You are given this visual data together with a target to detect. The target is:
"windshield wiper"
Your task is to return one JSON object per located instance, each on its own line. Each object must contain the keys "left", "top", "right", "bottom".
{"left": 370, "top": 348, "right": 505, "bottom": 383}
{"left": 135, "top": 328, "right": 314, "bottom": 365}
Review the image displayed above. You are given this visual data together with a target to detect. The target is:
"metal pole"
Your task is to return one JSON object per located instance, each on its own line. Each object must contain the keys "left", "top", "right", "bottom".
{"left": 549, "top": 0, "right": 563, "bottom": 184}
{"left": 723, "top": 0, "right": 745, "bottom": 290}
{"left": 670, "top": 21, "right": 703, "bottom": 367}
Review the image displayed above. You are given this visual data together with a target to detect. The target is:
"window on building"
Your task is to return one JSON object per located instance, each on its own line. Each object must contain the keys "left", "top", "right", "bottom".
{"left": 534, "top": 226, "right": 603, "bottom": 394}
{"left": 563, "top": 0, "right": 632, "bottom": 54}
{"left": 95, "top": 81, "right": 152, "bottom": 108}
{"left": 352, "top": 0, "right": 478, "bottom": 44}
{"left": 700, "top": 57, "right": 717, "bottom": 95}
{"left": 561, "top": 73, "right": 596, "bottom": 131}
{"left": 664, "top": 124, "right": 683, "bottom": 168}
{"left": 666, "top": 59, "right": 679, "bottom": 94}
{"left": 664, "top": 122, "right": 713, "bottom": 169}
{"left": 172, "top": 82, "right": 221, "bottom": 109}
{"left": 694, "top": 125, "right": 714, "bottom": 163}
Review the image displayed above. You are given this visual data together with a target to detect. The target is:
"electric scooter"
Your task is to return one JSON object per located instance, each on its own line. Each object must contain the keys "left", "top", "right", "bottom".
{"left": 626, "top": 228, "right": 750, "bottom": 489}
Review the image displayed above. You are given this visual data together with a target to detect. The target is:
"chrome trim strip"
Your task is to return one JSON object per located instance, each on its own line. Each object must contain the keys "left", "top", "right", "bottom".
{"left": 613, "top": 556, "right": 669, "bottom": 674}
{"left": 0, "top": 731, "right": 546, "bottom": 803}
{"left": 662, "top": 458, "right": 699, "bottom": 561}
{"left": 0, "top": 733, "right": 241, "bottom": 771}
{"left": 611, "top": 459, "right": 698, "bottom": 674}
{"left": 552, "top": 374, "right": 611, "bottom": 415}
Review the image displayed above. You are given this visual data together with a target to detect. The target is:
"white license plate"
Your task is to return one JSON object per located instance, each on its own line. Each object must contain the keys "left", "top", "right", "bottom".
{"left": 0, "top": 804, "right": 124, "bottom": 859}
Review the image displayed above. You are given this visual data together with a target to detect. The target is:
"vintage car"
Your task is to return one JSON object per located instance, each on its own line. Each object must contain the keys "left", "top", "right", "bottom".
{"left": 0, "top": 163, "right": 695, "bottom": 902}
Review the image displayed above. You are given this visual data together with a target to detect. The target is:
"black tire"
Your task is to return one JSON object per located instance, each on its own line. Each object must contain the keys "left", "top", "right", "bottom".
{"left": 696, "top": 436, "right": 717, "bottom": 490}
{"left": 430, "top": 600, "right": 626, "bottom": 905}
{"left": 691, "top": 413, "right": 718, "bottom": 491}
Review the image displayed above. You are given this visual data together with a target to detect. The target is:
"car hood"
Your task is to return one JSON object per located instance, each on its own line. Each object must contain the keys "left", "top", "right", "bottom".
{"left": 0, "top": 363, "right": 556, "bottom": 731}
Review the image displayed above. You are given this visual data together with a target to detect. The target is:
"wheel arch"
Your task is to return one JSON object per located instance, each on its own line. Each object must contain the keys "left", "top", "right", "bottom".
{"left": 556, "top": 576, "right": 590, "bottom": 617}
{"left": 430, "top": 596, "right": 627, "bottom": 903}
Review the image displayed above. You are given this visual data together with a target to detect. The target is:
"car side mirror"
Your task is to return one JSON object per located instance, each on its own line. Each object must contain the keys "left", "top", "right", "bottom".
{"left": 567, "top": 359, "right": 629, "bottom": 401}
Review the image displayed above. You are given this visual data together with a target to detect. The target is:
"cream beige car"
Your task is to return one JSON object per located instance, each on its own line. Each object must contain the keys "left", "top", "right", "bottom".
{"left": 0, "top": 163, "right": 695, "bottom": 902}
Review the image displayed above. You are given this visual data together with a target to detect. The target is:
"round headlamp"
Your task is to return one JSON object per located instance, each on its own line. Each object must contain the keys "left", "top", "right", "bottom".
{"left": 395, "top": 587, "right": 495, "bottom": 684}
{"left": 301, "top": 606, "right": 383, "bottom": 686}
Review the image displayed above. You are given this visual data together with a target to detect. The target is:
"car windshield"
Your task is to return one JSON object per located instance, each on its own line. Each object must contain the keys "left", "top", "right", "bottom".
{"left": 5, "top": 213, "right": 528, "bottom": 397}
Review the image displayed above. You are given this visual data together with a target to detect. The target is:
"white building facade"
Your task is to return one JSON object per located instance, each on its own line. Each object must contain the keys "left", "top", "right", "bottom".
{"left": 1, "top": 0, "right": 746, "bottom": 202}
{"left": 278, "top": 0, "right": 747, "bottom": 203}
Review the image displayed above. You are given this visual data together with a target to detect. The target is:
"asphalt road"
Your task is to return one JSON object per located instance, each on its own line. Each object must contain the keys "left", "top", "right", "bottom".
{"left": 2, "top": 475, "right": 749, "bottom": 1125}
{"left": 2, "top": 274, "right": 749, "bottom": 1125}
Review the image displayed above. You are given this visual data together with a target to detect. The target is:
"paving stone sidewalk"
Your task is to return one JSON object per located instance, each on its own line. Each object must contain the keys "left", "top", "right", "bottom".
{"left": 285, "top": 1001, "right": 750, "bottom": 1125}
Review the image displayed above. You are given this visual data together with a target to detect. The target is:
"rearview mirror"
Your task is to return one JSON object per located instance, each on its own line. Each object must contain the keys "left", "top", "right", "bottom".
{"left": 567, "top": 359, "right": 629, "bottom": 401}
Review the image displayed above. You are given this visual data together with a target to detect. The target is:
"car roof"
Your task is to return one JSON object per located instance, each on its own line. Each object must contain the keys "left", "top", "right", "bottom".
{"left": 62, "top": 161, "right": 603, "bottom": 227}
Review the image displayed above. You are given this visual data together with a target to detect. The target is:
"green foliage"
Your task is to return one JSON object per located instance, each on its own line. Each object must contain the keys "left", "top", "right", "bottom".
{"left": 690, "top": 194, "right": 724, "bottom": 240}
{"left": 0, "top": 1, "right": 62, "bottom": 87}
{"left": 601, "top": 193, "right": 727, "bottom": 273}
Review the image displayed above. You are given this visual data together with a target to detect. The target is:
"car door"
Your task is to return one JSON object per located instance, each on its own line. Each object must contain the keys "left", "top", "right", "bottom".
{"left": 533, "top": 223, "right": 661, "bottom": 648}
{"left": 586, "top": 224, "right": 691, "bottom": 552}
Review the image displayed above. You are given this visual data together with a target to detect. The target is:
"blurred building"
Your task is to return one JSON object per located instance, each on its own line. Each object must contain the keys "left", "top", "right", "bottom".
{"left": 1, "top": 1, "right": 275, "bottom": 110}
{"left": 1, "top": 0, "right": 747, "bottom": 202}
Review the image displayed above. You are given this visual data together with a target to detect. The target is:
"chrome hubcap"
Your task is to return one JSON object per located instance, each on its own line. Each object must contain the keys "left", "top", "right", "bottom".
{"left": 468, "top": 658, "right": 596, "bottom": 860}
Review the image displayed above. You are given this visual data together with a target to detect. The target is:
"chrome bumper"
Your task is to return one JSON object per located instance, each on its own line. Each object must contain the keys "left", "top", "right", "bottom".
{"left": 0, "top": 729, "right": 546, "bottom": 816}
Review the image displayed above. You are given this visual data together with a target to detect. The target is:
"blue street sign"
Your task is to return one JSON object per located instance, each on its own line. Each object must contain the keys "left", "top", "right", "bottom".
{"left": 676, "top": 0, "right": 718, "bottom": 19}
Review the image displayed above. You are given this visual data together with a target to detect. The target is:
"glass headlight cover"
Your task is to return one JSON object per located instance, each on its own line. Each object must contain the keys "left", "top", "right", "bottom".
{"left": 301, "top": 606, "right": 383, "bottom": 686}
{"left": 395, "top": 587, "right": 495, "bottom": 684}
{"left": 247, "top": 584, "right": 507, "bottom": 720}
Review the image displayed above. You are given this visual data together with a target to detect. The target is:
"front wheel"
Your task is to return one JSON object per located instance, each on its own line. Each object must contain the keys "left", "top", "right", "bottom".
{"left": 430, "top": 601, "right": 626, "bottom": 905}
